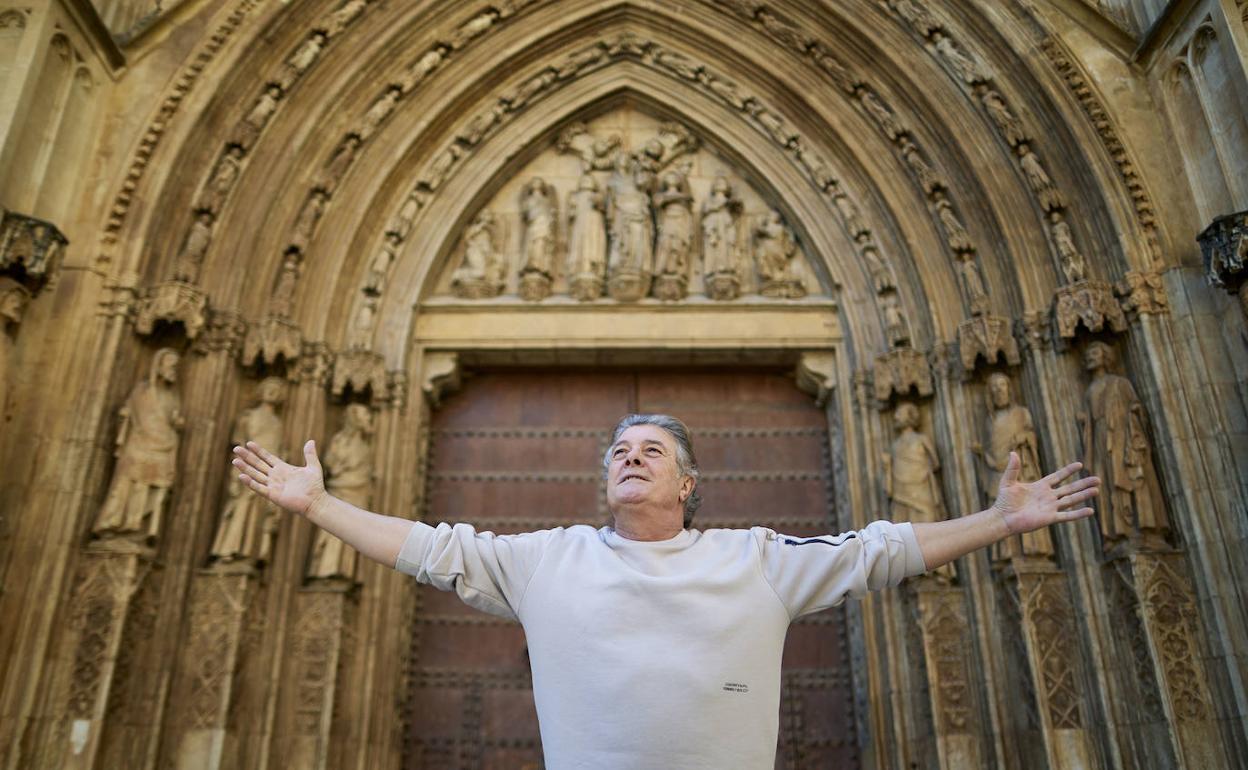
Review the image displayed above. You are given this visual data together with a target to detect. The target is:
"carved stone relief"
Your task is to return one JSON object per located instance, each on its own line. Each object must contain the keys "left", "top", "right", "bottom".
{"left": 450, "top": 212, "right": 505, "bottom": 299}
{"left": 210, "top": 377, "right": 287, "bottom": 567}
{"left": 884, "top": 402, "right": 953, "bottom": 581}
{"left": 92, "top": 349, "right": 184, "bottom": 545}
{"left": 974, "top": 373, "right": 1053, "bottom": 562}
{"left": 307, "top": 404, "right": 374, "bottom": 581}
{"left": 1078, "top": 342, "right": 1169, "bottom": 553}
{"left": 428, "top": 107, "right": 822, "bottom": 302}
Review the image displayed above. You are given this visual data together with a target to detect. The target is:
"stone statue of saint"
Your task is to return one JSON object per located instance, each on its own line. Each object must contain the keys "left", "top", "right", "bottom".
{"left": 754, "top": 209, "right": 805, "bottom": 298}
{"left": 173, "top": 212, "right": 214, "bottom": 283}
{"left": 974, "top": 373, "right": 1052, "bottom": 561}
{"left": 519, "top": 178, "right": 557, "bottom": 301}
{"left": 308, "top": 404, "right": 375, "bottom": 580}
{"left": 1077, "top": 342, "right": 1169, "bottom": 551}
{"left": 93, "top": 348, "right": 184, "bottom": 542}
{"left": 210, "top": 377, "right": 287, "bottom": 565}
{"left": 270, "top": 254, "right": 301, "bottom": 317}
{"left": 702, "top": 175, "right": 743, "bottom": 300}
{"left": 290, "top": 190, "right": 328, "bottom": 255}
{"left": 196, "top": 146, "right": 244, "bottom": 215}
{"left": 451, "top": 212, "right": 505, "bottom": 299}
{"left": 566, "top": 175, "right": 607, "bottom": 301}
{"left": 956, "top": 255, "right": 989, "bottom": 316}
{"left": 1050, "top": 212, "right": 1087, "bottom": 283}
{"left": 0, "top": 278, "right": 31, "bottom": 418}
{"left": 606, "top": 154, "right": 655, "bottom": 301}
{"left": 652, "top": 169, "right": 694, "bottom": 300}
{"left": 883, "top": 402, "right": 953, "bottom": 580}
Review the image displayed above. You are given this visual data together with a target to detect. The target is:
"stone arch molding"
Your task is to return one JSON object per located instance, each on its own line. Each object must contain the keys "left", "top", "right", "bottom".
{"left": 116, "top": 0, "right": 1163, "bottom": 378}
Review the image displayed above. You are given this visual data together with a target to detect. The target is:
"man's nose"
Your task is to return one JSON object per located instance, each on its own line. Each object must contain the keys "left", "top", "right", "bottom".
{"left": 625, "top": 452, "right": 642, "bottom": 465}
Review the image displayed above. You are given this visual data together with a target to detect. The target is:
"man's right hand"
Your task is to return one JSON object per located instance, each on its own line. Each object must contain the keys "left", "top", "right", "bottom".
{"left": 232, "top": 439, "right": 327, "bottom": 518}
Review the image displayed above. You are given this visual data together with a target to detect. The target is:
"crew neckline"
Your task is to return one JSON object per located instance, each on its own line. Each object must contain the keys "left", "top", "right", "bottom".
{"left": 602, "top": 526, "right": 697, "bottom": 548}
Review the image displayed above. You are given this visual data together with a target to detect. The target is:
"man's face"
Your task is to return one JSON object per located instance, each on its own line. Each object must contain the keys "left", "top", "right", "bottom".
{"left": 605, "top": 424, "right": 691, "bottom": 516}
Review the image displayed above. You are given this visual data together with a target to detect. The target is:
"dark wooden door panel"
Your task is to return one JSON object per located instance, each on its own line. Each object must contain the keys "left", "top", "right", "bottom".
{"left": 406, "top": 369, "right": 859, "bottom": 769}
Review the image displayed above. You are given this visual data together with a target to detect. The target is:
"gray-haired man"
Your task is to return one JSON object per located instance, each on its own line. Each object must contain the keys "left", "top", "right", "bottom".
{"left": 232, "top": 413, "right": 1098, "bottom": 769}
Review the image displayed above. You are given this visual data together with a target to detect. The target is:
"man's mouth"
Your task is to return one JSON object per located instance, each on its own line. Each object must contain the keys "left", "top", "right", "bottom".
{"left": 619, "top": 473, "right": 649, "bottom": 483}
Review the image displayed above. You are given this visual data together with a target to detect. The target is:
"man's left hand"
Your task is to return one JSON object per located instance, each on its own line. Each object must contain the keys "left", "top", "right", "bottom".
{"left": 993, "top": 453, "right": 1100, "bottom": 535}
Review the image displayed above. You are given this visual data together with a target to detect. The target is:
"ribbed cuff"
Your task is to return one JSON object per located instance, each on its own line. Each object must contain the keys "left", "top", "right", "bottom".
{"left": 394, "top": 521, "right": 430, "bottom": 575}
{"left": 896, "top": 522, "right": 929, "bottom": 576}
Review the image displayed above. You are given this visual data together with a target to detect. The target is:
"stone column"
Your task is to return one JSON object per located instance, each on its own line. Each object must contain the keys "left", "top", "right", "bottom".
{"left": 60, "top": 548, "right": 152, "bottom": 770}
{"left": 168, "top": 572, "right": 255, "bottom": 770}
{"left": 1128, "top": 550, "right": 1228, "bottom": 768}
{"left": 1006, "top": 560, "right": 1097, "bottom": 769}
{"left": 913, "top": 579, "right": 983, "bottom": 769}
{"left": 285, "top": 582, "right": 356, "bottom": 770}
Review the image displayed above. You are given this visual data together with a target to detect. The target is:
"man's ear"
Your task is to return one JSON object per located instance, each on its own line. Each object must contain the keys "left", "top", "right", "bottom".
{"left": 679, "top": 475, "right": 695, "bottom": 501}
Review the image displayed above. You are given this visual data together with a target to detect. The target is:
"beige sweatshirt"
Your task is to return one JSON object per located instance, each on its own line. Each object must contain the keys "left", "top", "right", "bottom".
{"left": 395, "top": 520, "right": 927, "bottom": 769}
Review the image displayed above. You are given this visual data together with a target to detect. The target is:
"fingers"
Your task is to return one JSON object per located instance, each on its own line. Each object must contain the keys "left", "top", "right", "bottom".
{"left": 1056, "top": 506, "right": 1095, "bottom": 521}
{"left": 303, "top": 439, "right": 322, "bottom": 471}
{"left": 1002, "top": 451, "right": 1021, "bottom": 484}
{"left": 1043, "top": 461, "right": 1083, "bottom": 486}
{"left": 246, "top": 441, "right": 282, "bottom": 469}
{"left": 232, "top": 457, "right": 267, "bottom": 485}
{"left": 1057, "top": 486, "right": 1099, "bottom": 509}
{"left": 237, "top": 472, "right": 271, "bottom": 499}
{"left": 1053, "top": 476, "right": 1100, "bottom": 497}
{"left": 233, "top": 444, "right": 271, "bottom": 473}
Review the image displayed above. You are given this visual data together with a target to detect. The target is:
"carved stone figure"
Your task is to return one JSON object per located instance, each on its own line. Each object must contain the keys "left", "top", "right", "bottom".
{"left": 365, "top": 233, "right": 400, "bottom": 296}
{"left": 399, "top": 45, "right": 448, "bottom": 91}
{"left": 884, "top": 402, "right": 953, "bottom": 579}
{"left": 348, "top": 295, "right": 378, "bottom": 349}
{"left": 231, "top": 84, "right": 282, "bottom": 150}
{"left": 451, "top": 212, "right": 505, "bottom": 299}
{"left": 900, "top": 138, "right": 941, "bottom": 194}
{"left": 211, "top": 377, "right": 287, "bottom": 565}
{"left": 308, "top": 404, "right": 374, "bottom": 580}
{"left": 754, "top": 209, "right": 805, "bottom": 298}
{"left": 195, "top": 146, "right": 244, "bottom": 215}
{"left": 360, "top": 87, "right": 401, "bottom": 138}
{"left": 566, "top": 176, "right": 607, "bottom": 301}
{"left": 1017, "top": 144, "right": 1064, "bottom": 212}
{"left": 975, "top": 373, "right": 1052, "bottom": 561}
{"left": 861, "top": 243, "right": 895, "bottom": 291}
{"left": 555, "top": 42, "right": 608, "bottom": 79}
{"left": 93, "top": 349, "right": 184, "bottom": 542}
{"left": 652, "top": 170, "right": 694, "bottom": 300}
{"left": 290, "top": 189, "right": 328, "bottom": 254}
{"left": 1050, "top": 212, "right": 1087, "bottom": 283}
{"left": 702, "top": 175, "right": 743, "bottom": 300}
{"left": 933, "top": 193, "right": 973, "bottom": 252}
{"left": 519, "top": 178, "right": 557, "bottom": 301}
{"left": 881, "top": 290, "right": 910, "bottom": 346}
{"left": 833, "top": 190, "right": 868, "bottom": 241}
{"left": 461, "top": 103, "right": 505, "bottom": 146}
{"left": 504, "top": 69, "right": 556, "bottom": 110}
{"left": 173, "top": 212, "right": 213, "bottom": 283}
{"left": 556, "top": 123, "right": 621, "bottom": 172}
{"left": 701, "top": 70, "right": 748, "bottom": 110}
{"left": 981, "top": 90, "right": 1027, "bottom": 147}
{"left": 319, "top": 134, "right": 361, "bottom": 193}
{"left": 858, "top": 87, "right": 904, "bottom": 140}
{"left": 326, "top": 0, "right": 367, "bottom": 35}
{"left": 933, "top": 32, "right": 987, "bottom": 84}
{"left": 956, "top": 254, "right": 990, "bottom": 316}
{"left": 0, "top": 277, "right": 30, "bottom": 416}
{"left": 270, "top": 254, "right": 301, "bottom": 317}
{"left": 276, "top": 31, "right": 327, "bottom": 89}
{"left": 607, "top": 155, "right": 655, "bottom": 301}
{"left": 1078, "top": 342, "right": 1169, "bottom": 551}
{"left": 892, "top": 0, "right": 941, "bottom": 36}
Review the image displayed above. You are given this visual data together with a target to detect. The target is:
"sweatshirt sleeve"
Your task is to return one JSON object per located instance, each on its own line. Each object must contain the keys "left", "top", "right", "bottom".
{"left": 394, "top": 521, "right": 552, "bottom": 621}
{"left": 756, "top": 520, "right": 927, "bottom": 619}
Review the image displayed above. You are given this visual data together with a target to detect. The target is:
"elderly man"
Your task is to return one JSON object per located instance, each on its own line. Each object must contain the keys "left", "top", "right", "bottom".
{"left": 232, "top": 413, "right": 1099, "bottom": 769}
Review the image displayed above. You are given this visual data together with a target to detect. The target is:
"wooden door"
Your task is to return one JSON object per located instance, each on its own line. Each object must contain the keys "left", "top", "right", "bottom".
{"left": 405, "top": 369, "right": 860, "bottom": 769}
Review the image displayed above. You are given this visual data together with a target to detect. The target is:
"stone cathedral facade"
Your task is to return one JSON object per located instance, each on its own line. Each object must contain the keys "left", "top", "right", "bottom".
{"left": 0, "top": 0, "right": 1246, "bottom": 767}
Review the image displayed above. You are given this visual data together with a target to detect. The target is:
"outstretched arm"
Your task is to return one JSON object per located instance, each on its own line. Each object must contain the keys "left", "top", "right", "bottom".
{"left": 232, "top": 440, "right": 413, "bottom": 567}
{"left": 912, "top": 453, "right": 1099, "bottom": 571}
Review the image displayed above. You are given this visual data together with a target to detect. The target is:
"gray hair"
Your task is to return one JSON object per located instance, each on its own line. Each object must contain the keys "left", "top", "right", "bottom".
{"left": 602, "top": 414, "right": 702, "bottom": 527}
